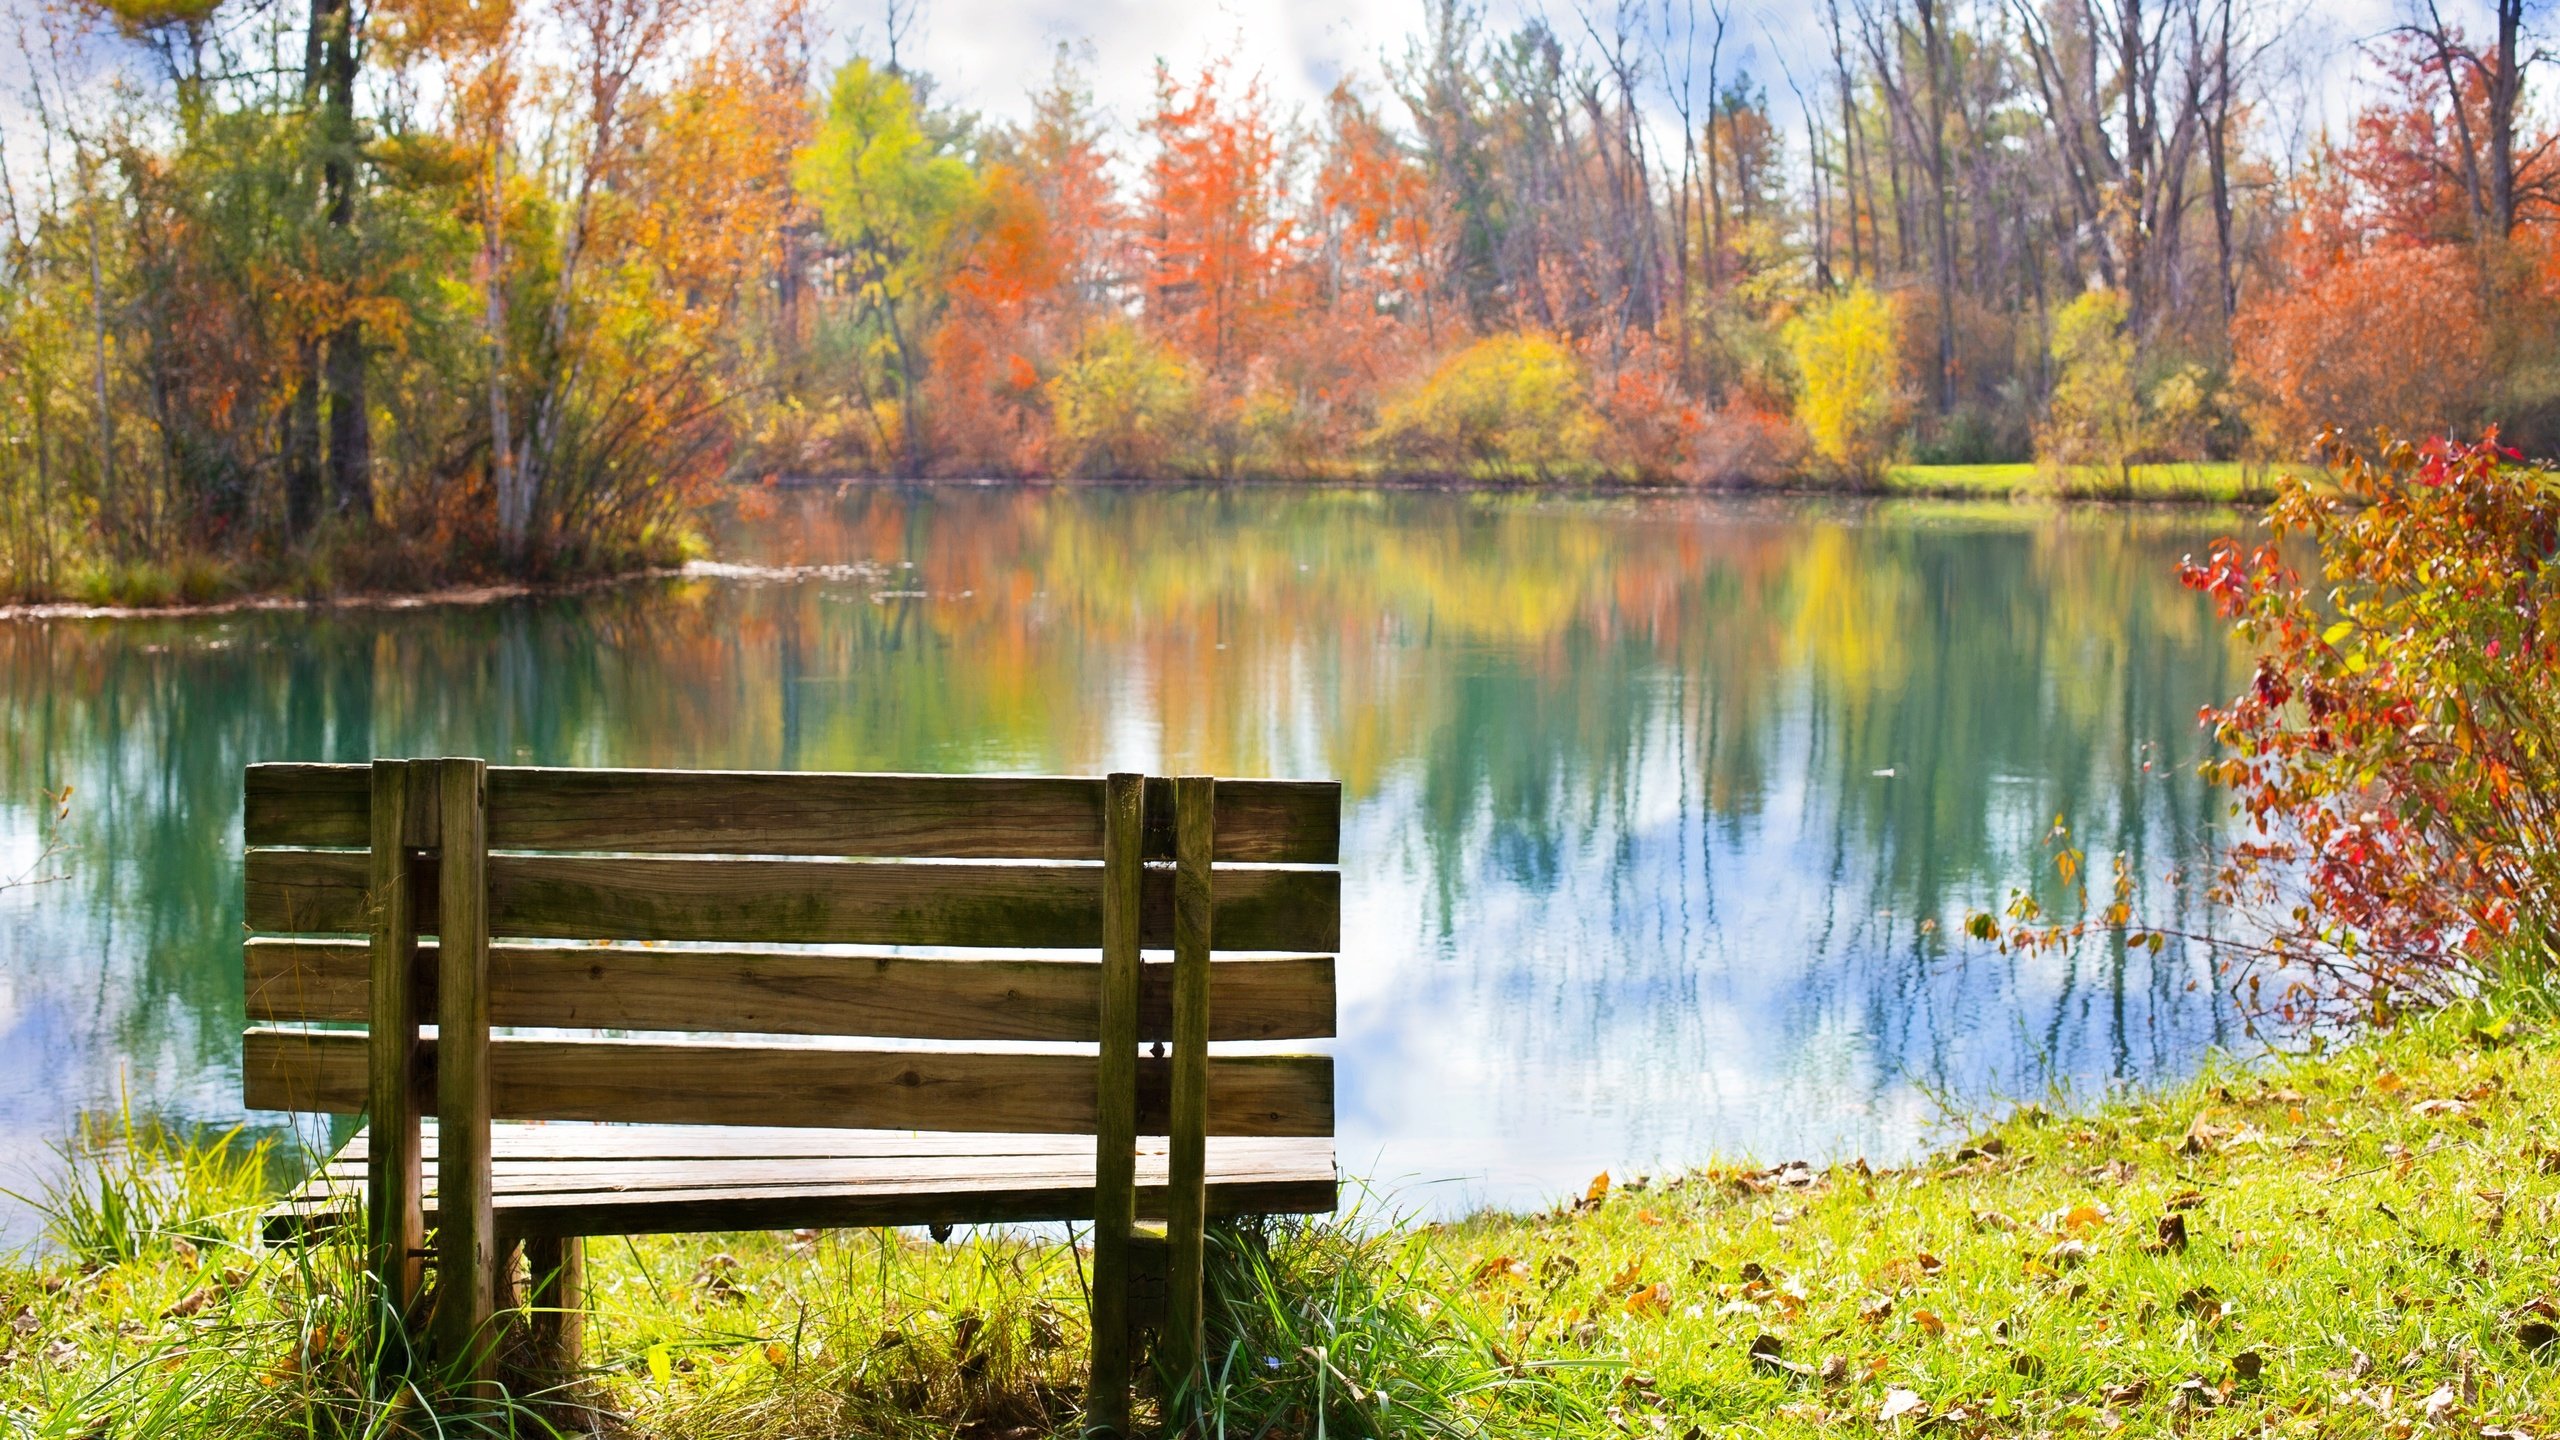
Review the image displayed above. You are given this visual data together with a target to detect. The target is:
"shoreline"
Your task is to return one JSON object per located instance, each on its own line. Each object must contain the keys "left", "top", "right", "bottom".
{"left": 0, "top": 473, "right": 2266, "bottom": 622}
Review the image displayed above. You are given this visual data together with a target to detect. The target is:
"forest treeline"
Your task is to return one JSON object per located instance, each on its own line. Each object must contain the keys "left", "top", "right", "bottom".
{"left": 0, "top": 0, "right": 2554, "bottom": 598}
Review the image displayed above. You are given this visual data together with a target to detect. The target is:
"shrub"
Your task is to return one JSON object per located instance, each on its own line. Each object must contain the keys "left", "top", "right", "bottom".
{"left": 2173, "top": 433, "right": 2560, "bottom": 1021}
{"left": 1048, "top": 323, "right": 1200, "bottom": 478}
{"left": 2234, "top": 243, "right": 2490, "bottom": 454}
{"left": 1784, "top": 284, "right": 1904, "bottom": 479}
{"left": 1371, "top": 333, "right": 1603, "bottom": 477}
{"left": 2039, "top": 288, "right": 2147, "bottom": 486}
{"left": 1689, "top": 403, "right": 1810, "bottom": 485}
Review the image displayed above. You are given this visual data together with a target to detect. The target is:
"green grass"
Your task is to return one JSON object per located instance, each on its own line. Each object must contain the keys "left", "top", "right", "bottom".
{"left": 15, "top": 996, "right": 2560, "bottom": 1436}
{"left": 1882, "top": 460, "right": 2295, "bottom": 502}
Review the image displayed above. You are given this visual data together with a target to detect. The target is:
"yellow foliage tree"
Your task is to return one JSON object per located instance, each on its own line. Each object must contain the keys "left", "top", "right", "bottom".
{"left": 1785, "top": 285, "right": 1904, "bottom": 478}
{"left": 1372, "top": 333, "right": 1602, "bottom": 477}
{"left": 2040, "top": 287, "right": 2146, "bottom": 491}
{"left": 1048, "top": 322, "right": 1199, "bottom": 477}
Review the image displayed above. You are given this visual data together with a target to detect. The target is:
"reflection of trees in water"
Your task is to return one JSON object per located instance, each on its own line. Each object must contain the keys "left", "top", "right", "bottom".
{"left": 0, "top": 489, "right": 2246, "bottom": 1212}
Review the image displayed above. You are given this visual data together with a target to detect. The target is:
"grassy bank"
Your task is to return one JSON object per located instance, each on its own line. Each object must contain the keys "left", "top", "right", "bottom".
{"left": 1882, "top": 460, "right": 2291, "bottom": 503}
{"left": 14, "top": 995, "right": 2560, "bottom": 1436}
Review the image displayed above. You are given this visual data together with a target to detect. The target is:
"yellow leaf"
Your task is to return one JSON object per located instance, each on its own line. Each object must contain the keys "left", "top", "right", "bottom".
{"left": 647, "top": 1342, "right": 673, "bottom": 1385}
{"left": 1585, "top": 1171, "right": 1612, "bottom": 1205}
{"left": 1912, "top": 1309, "right": 1946, "bottom": 1336}
{"left": 2375, "top": 1071, "right": 2405, "bottom": 1094}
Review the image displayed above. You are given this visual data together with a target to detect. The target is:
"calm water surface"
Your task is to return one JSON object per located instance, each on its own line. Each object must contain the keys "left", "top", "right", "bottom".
{"left": 0, "top": 487, "right": 2250, "bottom": 1244}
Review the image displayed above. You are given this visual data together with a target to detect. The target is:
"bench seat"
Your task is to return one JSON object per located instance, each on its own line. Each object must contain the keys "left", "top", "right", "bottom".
{"left": 265, "top": 1122, "right": 1338, "bottom": 1242}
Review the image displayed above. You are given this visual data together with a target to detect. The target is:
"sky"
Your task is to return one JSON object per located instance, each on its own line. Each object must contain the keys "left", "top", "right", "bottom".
{"left": 0, "top": 0, "right": 2520, "bottom": 205}
{"left": 841, "top": 0, "right": 2433, "bottom": 158}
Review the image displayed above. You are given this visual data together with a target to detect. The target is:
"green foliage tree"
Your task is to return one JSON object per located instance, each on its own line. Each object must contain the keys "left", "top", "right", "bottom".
{"left": 1784, "top": 284, "right": 1903, "bottom": 479}
{"left": 1372, "top": 333, "right": 1602, "bottom": 477}
{"left": 797, "top": 59, "right": 978, "bottom": 476}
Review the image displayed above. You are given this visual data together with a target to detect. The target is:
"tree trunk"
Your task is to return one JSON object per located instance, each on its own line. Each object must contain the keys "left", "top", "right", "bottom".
{"left": 311, "top": 0, "right": 371, "bottom": 521}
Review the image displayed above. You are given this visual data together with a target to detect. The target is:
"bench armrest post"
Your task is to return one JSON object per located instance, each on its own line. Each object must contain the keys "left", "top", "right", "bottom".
{"left": 1084, "top": 772, "right": 1146, "bottom": 1437}
{"left": 365, "top": 760, "right": 429, "bottom": 1350}
{"left": 430, "top": 758, "right": 498, "bottom": 1386}
{"left": 1163, "top": 775, "right": 1215, "bottom": 1387}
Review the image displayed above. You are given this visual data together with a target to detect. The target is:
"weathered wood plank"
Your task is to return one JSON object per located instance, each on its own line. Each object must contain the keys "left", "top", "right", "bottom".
{"left": 244, "top": 764, "right": 1341, "bottom": 863}
{"left": 320, "top": 1121, "right": 1328, "bottom": 1166}
{"left": 245, "top": 850, "right": 1340, "bottom": 952}
{"left": 267, "top": 1173, "right": 1338, "bottom": 1242}
{"left": 244, "top": 1030, "right": 1335, "bottom": 1137}
{"left": 1164, "top": 775, "right": 1215, "bottom": 1383}
{"left": 432, "top": 759, "right": 497, "bottom": 1381}
{"left": 246, "top": 939, "right": 1336, "bottom": 1041}
{"left": 265, "top": 1125, "right": 1338, "bottom": 1242}
{"left": 1086, "top": 773, "right": 1144, "bottom": 1437}
{"left": 331, "top": 1127, "right": 1293, "bottom": 1162}
{"left": 364, "top": 761, "right": 428, "bottom": 1330}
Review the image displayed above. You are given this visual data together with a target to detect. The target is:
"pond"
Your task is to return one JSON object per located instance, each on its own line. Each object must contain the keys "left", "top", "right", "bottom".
{"left": 0, "top": 485, "right": 2251, "bottom": 1246}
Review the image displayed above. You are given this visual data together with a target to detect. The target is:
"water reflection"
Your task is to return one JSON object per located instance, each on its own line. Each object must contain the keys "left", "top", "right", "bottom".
{"left": 0, "top": 487, "right": 2245, "bottom": 1240}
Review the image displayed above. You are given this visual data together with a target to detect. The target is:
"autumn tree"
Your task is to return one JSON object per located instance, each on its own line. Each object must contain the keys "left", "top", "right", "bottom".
{"left": 1140, "top": 57, "right": 1300, "bottom": 462}
{"left": 798, "top": 57, "right": 976, "bottom": 475}
{"left": 1787, "top": 283, "right": 1904, "bottom": 477}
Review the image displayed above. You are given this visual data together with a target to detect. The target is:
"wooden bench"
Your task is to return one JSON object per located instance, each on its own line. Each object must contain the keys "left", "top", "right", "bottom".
{"left": 241, "top": 759, "right": 1340, "bottom": 1430}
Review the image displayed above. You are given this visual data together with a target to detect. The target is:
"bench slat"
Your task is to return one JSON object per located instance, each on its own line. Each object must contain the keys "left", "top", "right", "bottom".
{"left": 322, "top": 1127, "right": 1329, "bottom": 1164}
{"left": 245, "top": 765, "right": 1341, "bottom": 863}
{"left": 245, "top": 1029, "right": 1334, "bottom": 1137}
{"left": 245, "top": 850, "right": 1340, "bottom": 952}
{"left": 247, "top": 939, "right": 1334, "bottom": 1041}
{"left": 268, "top": 1125, "right": 1336, "bottom": 1241}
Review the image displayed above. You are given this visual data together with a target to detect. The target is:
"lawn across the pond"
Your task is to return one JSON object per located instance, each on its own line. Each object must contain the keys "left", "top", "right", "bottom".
{"left": 1883, "top": 461, "right": 2293, "bottom": 503}
{"left": 11, "top": 990, "right": 2559, "bottom": 1437}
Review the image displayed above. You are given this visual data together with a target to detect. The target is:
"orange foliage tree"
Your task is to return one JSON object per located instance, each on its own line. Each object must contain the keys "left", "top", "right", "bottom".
{"left": 1139, "top": 59, "right": 1301, "bottom": 463}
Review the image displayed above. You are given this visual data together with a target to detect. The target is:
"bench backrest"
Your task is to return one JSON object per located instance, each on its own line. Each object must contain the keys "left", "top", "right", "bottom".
{"left": 241, "top": 762, "right": 1341, "bottom": 1138}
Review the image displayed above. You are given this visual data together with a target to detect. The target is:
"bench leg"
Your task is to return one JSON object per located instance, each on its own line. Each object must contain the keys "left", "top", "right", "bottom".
{"left": 525, "top": 1235, "right": 586, "bottom": 1378}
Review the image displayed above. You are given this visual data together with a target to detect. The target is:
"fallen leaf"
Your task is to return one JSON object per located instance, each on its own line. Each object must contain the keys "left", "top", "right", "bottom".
{"left": 1585, "top": 1172, "right": 1612, "bottom": 1206}
{"left": 2178, "top": 1286, "right": 2229, "bottom": 1325}
{"left": 1818, "top": 1353, "right": 1848, "bottom": 1384}
{"left": 1625, "top": 1282, "right": 1673, "bottom": 1318}
{"left": 1608, "top": 1258, "right": 1646, "bottom": 1291}
{"left": 2102, "top": 1380, "right": 2147, "bottom": 1405}
{"left": 1747, "top": 1332, "right": 1812, "bottom": 1378}
{"left": 2232, "top": 1349, "right": 2264, "bottom": 1382}
{"left": 2375, "top": 1070, "right": 2405, "bottom": 1093}
{"left": 161, "top": 1287, "right": 214, "bottom": 1320}
{"left": 2519, "top": 1317, "right": 2558, "bottom": 1353}
{"left": 1858, "top": 1293, "right": 1894, "bottom": 1324}
{"left": 2423, "top": 1384, "right": 2459, "bottom": 1421}
{"left": 1911, "top": 1309, "right": 1946, "bottom": 1337}
{"left": 2147, "top": 1213, "right": 2190, "bottom": 1254}
{"left": 1879, "top": 1388, "right": 1925, "bottom": 1422}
